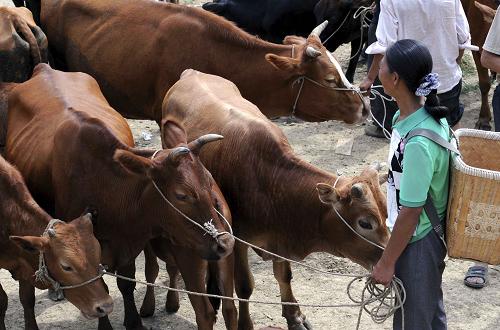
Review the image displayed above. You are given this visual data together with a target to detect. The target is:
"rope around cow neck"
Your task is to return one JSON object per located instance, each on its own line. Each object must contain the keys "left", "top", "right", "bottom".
{"left": 148, "top": 179, "right": 406, "bottom": 328}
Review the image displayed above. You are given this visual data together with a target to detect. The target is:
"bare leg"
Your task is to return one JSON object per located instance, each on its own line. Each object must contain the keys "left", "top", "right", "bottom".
{"left": 140, "top": 243, "right": 159, "bottom": 317}
{"left": 234, "top": 244, "right": 254, "bottom": 330}
{"left": 19, "top": 280, "right": 38, "bottom": 330}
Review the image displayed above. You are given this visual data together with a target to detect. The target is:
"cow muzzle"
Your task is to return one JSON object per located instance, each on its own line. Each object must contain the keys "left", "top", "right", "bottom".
{"left": 204, "top": 234, "right": 235, "bottom": 260}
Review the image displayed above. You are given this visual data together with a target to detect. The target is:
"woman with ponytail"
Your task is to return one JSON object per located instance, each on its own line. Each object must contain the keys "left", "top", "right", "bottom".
{"left": 371, "top": 39, "right": 450, "bottom": 330}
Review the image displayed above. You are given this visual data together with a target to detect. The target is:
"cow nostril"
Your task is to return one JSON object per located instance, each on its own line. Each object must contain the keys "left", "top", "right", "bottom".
{"left": 95, "top": 302, "right": 113, "bottom": 316}
{"left": 96, "top": 306, "right": 105, "bottom": 315}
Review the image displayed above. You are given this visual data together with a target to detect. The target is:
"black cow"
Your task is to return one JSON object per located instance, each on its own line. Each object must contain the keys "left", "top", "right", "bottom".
{"left": 203, "top": 0, "right": 374, "bottom": 82}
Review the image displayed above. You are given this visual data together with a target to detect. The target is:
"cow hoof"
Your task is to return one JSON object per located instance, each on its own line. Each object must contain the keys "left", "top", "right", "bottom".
{"left": 288, "top": 317, "right": 312, "bottom": 330}
{"left": 165, "top": 298, "right": 180, "bottom": 314}
{"left": 139, "top": 305, "right": 155, "bottom": 318}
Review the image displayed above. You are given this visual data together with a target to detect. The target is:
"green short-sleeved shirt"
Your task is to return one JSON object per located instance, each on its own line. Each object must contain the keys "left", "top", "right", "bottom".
{"left": 387, "top": 108, "right": 450, "bottom": 243}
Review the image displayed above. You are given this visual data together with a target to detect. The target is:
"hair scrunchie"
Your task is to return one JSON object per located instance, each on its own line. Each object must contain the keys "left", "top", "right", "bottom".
{"left": 415, "top": 72, "right": 440, "bottom": 96}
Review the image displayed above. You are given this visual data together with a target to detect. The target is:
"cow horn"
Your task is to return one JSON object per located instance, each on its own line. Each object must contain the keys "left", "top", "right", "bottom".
{"left": 188, "top": 134, "right": 224, "bottom": 154}
{"left": 306, "top": 46, "right": 322, "bottom": 58}
{"left": 47, "top": 229, "right": 56, "bottom": 238}
{"left": 310, "top": 20, "right": 329, "bottom": 37}
{"left": 351, "top": 183, "right": 364, "bottom": 199}
{"left": 167, "top": 146, "right": 190, "bottom": 165}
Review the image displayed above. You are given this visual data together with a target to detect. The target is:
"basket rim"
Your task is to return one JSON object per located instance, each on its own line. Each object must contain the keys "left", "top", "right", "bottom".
{"left": 452, "top": 129, "right": 500, "bottom": 181}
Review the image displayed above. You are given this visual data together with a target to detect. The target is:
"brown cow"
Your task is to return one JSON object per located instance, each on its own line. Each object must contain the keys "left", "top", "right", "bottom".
{"left": 143, "top": 70, "right": 389, "bottom": 330}
{"left": 39, "top": 0, "right": 368, "bottom": 124}
{"left": 5, "top": 64, "right": 234, "bottom": 330}
{"left": 0, "top": 155, "right": 113, "bottom": 329}
{"left": 461, "top": 0, "right": 499, "bottom": 130}
{"left": 0, "top": 6, "right": 47, "bottom": 82}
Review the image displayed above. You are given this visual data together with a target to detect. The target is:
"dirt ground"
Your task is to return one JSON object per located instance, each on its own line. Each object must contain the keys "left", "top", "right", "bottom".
{"left": 1, "top": 0, "right": 499, "bottom": 329}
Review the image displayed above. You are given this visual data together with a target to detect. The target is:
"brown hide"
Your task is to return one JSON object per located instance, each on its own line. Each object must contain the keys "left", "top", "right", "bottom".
{"left": 163, "top": 70, "right": 389, "bottom": 267}
{"left": 461, "top": 0, "right": 498, "bottom": 130}
{"left": 0, "top": 6, "right": 47, "bottom": 83}
{"left": 0, "top": 155, "right": 112, "bottom": 325}
{"left": 0, "top": 83, "right": 17, "bottom": 156}
{"left": 5, "top": 64, "right": 233, "bottom": 328}
{"left": 40, "top": 0, "right": 367, "bottom": 123}
{"left": 6, "top": 63, "right": 233, "bottom": 271}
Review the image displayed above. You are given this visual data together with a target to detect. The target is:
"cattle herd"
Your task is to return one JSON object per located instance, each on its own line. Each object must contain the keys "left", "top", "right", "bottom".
{"left": 0, "top": 0, "right": 497, "bottom": 330}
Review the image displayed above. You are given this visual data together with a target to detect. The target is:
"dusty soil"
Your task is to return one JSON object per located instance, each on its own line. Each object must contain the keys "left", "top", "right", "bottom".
{"left": 1, "top": 0, "right": 499, "bottom": 329}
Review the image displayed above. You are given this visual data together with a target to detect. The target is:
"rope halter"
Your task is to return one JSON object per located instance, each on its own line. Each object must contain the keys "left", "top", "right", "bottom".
{"left": 150, "top": 150, "right": 232, "bottom": 241}
{"left": 34, "top": 219, "right": 106, "bottom": 297}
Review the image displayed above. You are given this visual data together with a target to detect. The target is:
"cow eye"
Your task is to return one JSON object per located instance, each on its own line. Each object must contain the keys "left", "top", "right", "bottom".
{"left": 61, "top": 264, "right": 73, "bottom": 272}
{"left": 175, "top": 193, "right": 188, "bottom": 201}
{"left": 358, "top": 219, "right": 373, "bottom": 230}
{"left": 325, "top": 77, "right": 337, "bottom": 85}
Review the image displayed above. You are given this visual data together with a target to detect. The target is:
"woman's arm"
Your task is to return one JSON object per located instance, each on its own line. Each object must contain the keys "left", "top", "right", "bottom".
{"left": 371, "top": 206, "right": 422, "bottom": 286}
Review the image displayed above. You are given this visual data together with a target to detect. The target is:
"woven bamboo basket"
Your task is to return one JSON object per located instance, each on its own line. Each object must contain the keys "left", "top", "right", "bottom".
{"left": 446, "top": 129, "right": 500, "bottom": 264}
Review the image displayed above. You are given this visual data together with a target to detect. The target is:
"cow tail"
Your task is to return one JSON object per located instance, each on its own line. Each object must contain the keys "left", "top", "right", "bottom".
{"left": 207, "top": 262, "right": 222, "bottom": 313}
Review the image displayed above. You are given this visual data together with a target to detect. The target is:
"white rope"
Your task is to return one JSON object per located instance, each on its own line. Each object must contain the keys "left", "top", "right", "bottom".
{"left": 34, "top": 219, "right": 106, "bottom": 295}
{"left": 102, "top": 271, "right": 405, "bottom": 329}
{"left": 146, "top": 165, "right": 406, "bottom": 328}
{"left": 367, "top": 85, "right": 395, "bottom": 140}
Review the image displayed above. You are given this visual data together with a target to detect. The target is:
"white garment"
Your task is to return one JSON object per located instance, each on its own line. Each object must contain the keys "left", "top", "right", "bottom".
{"left": 366, "top": 0, "right": 479, "bottom": 93}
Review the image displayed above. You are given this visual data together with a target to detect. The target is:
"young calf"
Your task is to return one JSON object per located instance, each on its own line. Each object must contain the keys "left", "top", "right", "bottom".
{"left": 0, "top": 155, "right": 113, "bottom": 330}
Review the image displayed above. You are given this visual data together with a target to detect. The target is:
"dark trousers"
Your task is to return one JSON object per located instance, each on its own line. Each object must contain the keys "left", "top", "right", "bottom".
{"left": 437, "top": 80, "right": 464, "bottom": 127}
{"left": 493, "top": 84, "right": 500, "bottom": 132}
{"left": 367, "top": 0, "right": 398, "bottom": 132}
{"left": 393, "top": 231, "right": 447, "bottom": 330}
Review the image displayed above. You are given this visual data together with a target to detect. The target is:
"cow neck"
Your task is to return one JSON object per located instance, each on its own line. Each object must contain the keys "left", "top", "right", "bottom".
{"left": 224, "top": 42, "right": 298, "bottom": 118}
{"left": 246, "top": 154, "right": 338, "bottom": 258}
{"left": 2, "top": 192, "right": 52, "bottom": 238}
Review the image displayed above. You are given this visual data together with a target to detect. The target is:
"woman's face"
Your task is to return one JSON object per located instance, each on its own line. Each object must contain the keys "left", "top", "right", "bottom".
{"left": 378, "top": 56, "right": 396, "bottom": 97}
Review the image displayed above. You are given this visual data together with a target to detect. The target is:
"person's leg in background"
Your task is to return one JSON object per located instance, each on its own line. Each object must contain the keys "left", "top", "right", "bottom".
{"left": 365, "top": 0, "right": 397, "bottom": 138}
{"left": 437, "top": 80, "right": 464, "bottom": 130}
{"left": 493, "top": 82, "right": 500, "bottom": 131}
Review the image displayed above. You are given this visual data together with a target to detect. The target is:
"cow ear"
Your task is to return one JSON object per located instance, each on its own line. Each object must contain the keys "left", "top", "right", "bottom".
{"left": 316, "top": 183, "right": 339, "bottom": 204}
{"left": 202, "top": 2, "right": 225, "bottom": 14}
{"left": 74, "top": 212, "right": 95, "bottom": 232}
{"left": 474, "top": 1, "right": 496, "bottom": 24}
{"left": 265, "top": 54, "right": 302, "bottom": 72}
{"left": 113, "top": 149, "right": 153, "bottom": 176}
{"left": 378, "top": 173, "right": 388, "bottom": 185}
{"left": 10, "top": 236, "right": 49, "bottom": 254}
{"left": 161, "top": 119, "right": 188, "bottom": 149}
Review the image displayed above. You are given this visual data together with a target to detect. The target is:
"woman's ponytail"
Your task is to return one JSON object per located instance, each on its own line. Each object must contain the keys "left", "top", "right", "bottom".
{"left": 424, "top": 90, "right": 449, "bottom": 122}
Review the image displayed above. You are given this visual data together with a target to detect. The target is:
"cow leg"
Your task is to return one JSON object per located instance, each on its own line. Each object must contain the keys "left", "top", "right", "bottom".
{"left": 19, "top": 280, "right": 38, "bottom": 330}
{"left": 234, "top": 244, "right": 254, "bottom": 330}
{"left": 214, "top": 256, "right": 238, "bottom": 330}
{"left": 0, "top": 283, "right": 7, "bottom": 330}
{"left": 97, "top": 281, "right": 113, "bottom": 330}
{"left": 117, "top": 262, "right": 146, "bottom": 330}
{"left": 473, "top": 51, "right": 492, "bottom": 130}
{"left": 346, "top": 37, "right": 362, "bottom": 83}
{"left": 273, "top": 261, "right": 311, "bottom": 330}
{"left": 140, "top": 243, "right": 158, "bottom": 317}
{"left": 164, "top": 255, "right": 180, "bottom": 313}
{"left": 172, "top": 247, "right": 216, "bottom": 330}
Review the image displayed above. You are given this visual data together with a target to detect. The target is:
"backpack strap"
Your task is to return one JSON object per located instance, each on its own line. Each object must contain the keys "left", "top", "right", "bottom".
{"left": 405, "top": 128, "right": 459, "bottom": 249}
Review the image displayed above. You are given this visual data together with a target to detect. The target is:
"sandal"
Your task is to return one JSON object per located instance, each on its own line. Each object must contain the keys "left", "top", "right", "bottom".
{"left": 464, "top": 265, "right": 488, "bottom": 289}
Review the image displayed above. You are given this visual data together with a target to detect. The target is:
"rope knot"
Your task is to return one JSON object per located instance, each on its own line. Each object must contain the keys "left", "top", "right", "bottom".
{"left": 203, "top": 219, "right": 219, "bottom": 238}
